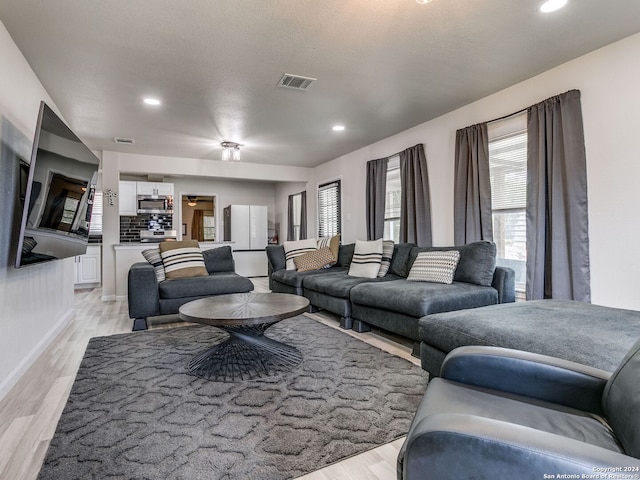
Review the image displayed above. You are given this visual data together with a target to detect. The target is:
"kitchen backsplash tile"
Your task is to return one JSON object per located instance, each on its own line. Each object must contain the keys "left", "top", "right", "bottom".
{"left": 120, "top": 214, "right": 173, "bottom": 243}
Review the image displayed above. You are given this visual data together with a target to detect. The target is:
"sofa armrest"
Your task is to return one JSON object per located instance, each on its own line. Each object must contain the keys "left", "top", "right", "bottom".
{"left": 491, "top": 266, "right": 515, "bottom": 303}
{"left": 266, "top": 245, "right": 286, "bottom": 290}
{"left": 128, "top": 262, "right": 160, "bottom": 319}
{"left": 441, "top": 346, "right": 610, "bottom": 414}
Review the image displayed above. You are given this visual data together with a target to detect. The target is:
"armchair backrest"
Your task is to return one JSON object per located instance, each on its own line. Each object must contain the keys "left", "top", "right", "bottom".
{"left": 202, "top": 246, "right": 235, "bottom": 273}
{"left": 603, "top": 336, "right": 640, "bottom": 458}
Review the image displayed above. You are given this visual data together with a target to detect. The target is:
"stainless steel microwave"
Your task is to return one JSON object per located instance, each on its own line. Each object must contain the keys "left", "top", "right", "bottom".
{"left": 137, "top": 195, "right": 173, "bottom": 214}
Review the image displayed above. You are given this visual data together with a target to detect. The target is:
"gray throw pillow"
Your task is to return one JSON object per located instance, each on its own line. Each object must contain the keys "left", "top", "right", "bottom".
{"left": 202, "top": 245, "right": 234, "bottom": 273}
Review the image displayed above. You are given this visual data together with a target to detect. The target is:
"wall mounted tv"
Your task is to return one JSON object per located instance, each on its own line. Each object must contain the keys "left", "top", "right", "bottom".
{"left": 15, "top": 101, "right": 100, "bottom": 268}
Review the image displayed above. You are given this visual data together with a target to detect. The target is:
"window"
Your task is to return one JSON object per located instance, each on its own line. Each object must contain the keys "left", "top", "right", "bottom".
{"left": 488, "top": 129, "right": 527, "bottom": 295}
{"left": 291, "top": 193, "right": 302, "bottom": 241}
{"left": 384, "top": 156, "right": 401, "bottom": 242}
{"left": 318, "top": 180, "right": 341, "bottom": 237}
{"left": 203, "top": 211, "right": 215, "bottom": 241}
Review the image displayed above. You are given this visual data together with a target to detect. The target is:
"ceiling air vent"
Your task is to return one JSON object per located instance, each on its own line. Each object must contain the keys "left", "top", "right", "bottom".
{"left": 114, "top": 137, "right": 135, "bottom": 145}
{"left": 278, "top": 73, "right": 316, "bottom": 91}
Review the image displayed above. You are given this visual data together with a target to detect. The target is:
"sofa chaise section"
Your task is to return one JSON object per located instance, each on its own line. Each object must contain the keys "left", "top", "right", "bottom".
{"left": 418, "top": 299, "right": 640, "bottom": 377}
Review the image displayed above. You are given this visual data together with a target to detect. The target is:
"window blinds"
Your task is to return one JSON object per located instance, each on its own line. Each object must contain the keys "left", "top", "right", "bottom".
{"left": 488, "top": 131, "right": 527, "bottom": 211}
{"left": 317, "top": 180, "right": 341, "bottom": 237}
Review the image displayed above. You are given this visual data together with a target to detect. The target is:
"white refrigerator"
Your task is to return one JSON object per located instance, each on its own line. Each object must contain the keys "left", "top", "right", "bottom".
{"left": 223, "top": 205, "right": 268, "bottom": 250}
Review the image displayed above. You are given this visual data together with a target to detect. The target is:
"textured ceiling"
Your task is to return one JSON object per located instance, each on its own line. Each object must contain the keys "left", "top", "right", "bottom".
{"left": 1, "top": 0, "right": 640, "bottom": 168}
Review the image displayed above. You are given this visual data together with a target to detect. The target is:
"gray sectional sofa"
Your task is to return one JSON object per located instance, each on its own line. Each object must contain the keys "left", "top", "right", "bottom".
{"left": 128, "top": 245, "right": 254, "bottom": 331}
{"left": 267, "top": 241, "right": 516, "bottom": 354}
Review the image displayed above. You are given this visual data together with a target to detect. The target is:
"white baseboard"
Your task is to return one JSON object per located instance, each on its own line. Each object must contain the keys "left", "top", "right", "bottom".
{"left": 101, "top": 294, "right": 117, "bottom": 302}
{"left": 115, "top": 295, "right": 127, "bottom": 302}
{"left": 0, "top": 308, "right": 73, "bottom": 402}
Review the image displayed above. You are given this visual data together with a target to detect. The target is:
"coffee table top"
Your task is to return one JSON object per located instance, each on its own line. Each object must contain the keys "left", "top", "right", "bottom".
{"left": 178, "top": 292, "right": 310, "bottom": 327}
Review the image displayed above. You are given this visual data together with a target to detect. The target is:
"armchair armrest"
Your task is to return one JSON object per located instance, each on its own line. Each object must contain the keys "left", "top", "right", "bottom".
{"left": 401, "top": 413, "right": 640, "bottom": 480}
{"left": 127, "top": 262, "right": 160, "bottom": 319}
{"left": 441, "top": 346, "right": 610, "bottom": 414}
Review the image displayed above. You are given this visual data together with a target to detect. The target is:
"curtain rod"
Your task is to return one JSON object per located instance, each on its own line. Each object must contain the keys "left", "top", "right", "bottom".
{"left": 487, "top": 106, "right": 528, "bottom": 125}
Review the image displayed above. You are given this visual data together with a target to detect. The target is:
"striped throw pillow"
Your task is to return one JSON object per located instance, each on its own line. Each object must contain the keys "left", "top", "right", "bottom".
{"left": 158, "top": 240, "right": 208, "bottom": 279}
{"left": 293, "top": 247, "right": 336, "bottom": 272}
{"left": 377, "top": 240, "right": 394, "bottom": 277}
{"left": 283, "top": 238, "right": 317, "bottom": 270}
{"left": 348, "top": 239, "right": 383, "bottom": 278}
{"left": 142, "top": 248, "right": 166, "bottom": 282}
{"left": 407, "top": 250, "right": 461, "bottom": 284}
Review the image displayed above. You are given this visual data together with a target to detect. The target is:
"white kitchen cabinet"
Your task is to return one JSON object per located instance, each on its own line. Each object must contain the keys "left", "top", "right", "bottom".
{"left": 136, "top": 182, "right": 174, "bottom": 197}
{"left": 119, "top": 181, "right": 138, "bottom": 216}
{"left": 74, "top": 245, "right": 101, "bottom": 286}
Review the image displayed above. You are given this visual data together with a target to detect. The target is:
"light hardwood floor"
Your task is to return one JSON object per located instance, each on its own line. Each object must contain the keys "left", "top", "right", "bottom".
{"left": 0, "top": 279, "right": 421, "bottom": 480}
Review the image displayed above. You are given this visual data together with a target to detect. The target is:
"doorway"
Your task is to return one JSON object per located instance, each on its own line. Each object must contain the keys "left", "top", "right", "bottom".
{"left": 180, "top": 194, "right": 216, "bottom": 242}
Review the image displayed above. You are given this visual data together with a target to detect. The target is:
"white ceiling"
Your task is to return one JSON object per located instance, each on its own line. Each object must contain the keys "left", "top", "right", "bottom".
{"left": 1, "top": 0, "right": 640, "bottom": 168}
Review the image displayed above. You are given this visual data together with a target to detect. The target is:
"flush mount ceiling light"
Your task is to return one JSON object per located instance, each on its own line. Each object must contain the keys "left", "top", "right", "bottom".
{"left": 143, "top": 97, "right": 161, "bottom": 106}
{"left": 416, "top": 0, "right": 433, "bottom": 4}
{"left": 332, "top": 125, "right": 345, "bottom": 132}
{"left": 540, "top": 0, "right": 568, "bottom": 13}
{"left": 220, "top": 141, "right": 241, "bottom": 161}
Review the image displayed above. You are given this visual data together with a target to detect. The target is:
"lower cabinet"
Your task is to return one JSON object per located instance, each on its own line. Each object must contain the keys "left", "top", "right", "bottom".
{"left": 74, "top": 245, "right": 102, "bottom": 286}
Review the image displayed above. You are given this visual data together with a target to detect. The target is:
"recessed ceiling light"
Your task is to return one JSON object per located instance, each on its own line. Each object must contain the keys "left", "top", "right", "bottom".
{"left": 416, "top": 0, "right": 432, "bottom": 4}
{"left": 332, "top": 125, "right": 345, "bottom": 132}
{"left": 143, "top": 97, "right": 161, "bottom": 106}
{"left": 540, "top": 0, "right": 568, "bottom": 13}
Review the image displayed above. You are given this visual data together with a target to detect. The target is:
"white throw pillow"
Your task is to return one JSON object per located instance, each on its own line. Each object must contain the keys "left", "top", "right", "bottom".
{"left": 407, "top": 250, "right": 461, "bottom": 284}
{"left": 348, "top": 239, "right": 383, "bottom": 278}
{"left": 283, "top": 238, "right": 318, "bottom": 270}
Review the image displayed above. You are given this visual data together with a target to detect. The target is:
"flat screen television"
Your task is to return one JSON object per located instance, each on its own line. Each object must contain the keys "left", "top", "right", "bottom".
{"left": 15, "top": 101, "right": 100, "bottom": 268}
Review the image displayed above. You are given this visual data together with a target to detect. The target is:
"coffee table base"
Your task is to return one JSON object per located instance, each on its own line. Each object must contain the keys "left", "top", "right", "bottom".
{"left": 187, "top": 325, "right": 303, "bottom": 382}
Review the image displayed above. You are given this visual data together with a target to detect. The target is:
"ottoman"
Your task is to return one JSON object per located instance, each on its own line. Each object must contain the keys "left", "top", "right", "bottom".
{"left": 419, "top": 299, "right": 640, "bottom": 377}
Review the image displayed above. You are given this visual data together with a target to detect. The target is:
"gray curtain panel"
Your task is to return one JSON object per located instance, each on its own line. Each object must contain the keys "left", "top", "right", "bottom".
{"left": 526, "top": 89, "right": 591, "bottom": 302}
{"left": 399, "top": 144, "right": 433, "bottom": 247}
{"left": 299, "top": 191, "right": 307, "bottom": 240}
{"left": 366, "top": 157, "right": 388, "bottom": 240}
{"left": 453, "top": 123, "right": 493, "bottom": 246}
{"left": 287, "top": 194, "right": 295, "bottom": 241}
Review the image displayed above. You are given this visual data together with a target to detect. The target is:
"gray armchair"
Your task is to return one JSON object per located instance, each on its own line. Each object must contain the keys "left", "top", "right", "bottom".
{"left": 398, "top": 339, "right": 640, "bottom": 479}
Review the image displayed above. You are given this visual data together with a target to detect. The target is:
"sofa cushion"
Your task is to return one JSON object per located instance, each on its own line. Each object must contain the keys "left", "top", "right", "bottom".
{"left": 142, "top": 248, "right": 166, "bottom": 282}
{"left": 304, "top": 270, "right": 402, "bottom": 299}
{"left": 409, "top": 241, "right": 497, "bottom": 287}
{"left": 388, "top": 243, "right": 416, "bottom": 277}
{"left": 272, "top": 266, "right": 346, "bottom": 289}
{"left": 158, "top": 272, "right": 254, "bottom": 299}
{"left": 202, "top": 245, "right": 235, "bottom": 273}
{"left": 159, "top": 240, "right": 208, "bottom": 279}
{"left": 407, "top": 250, "right": 460, "bottom": 284}
{"left": 349, "top": 239, "right": 383, "bottom": 278}
{"left": 337, "top": 243, "right": 355, "bottom": 267}
{"left": 377, "top": 240, "right": 395, "bottom": 277}
{"left": 283, "top": 238, "right": 317, "bottom": 270}
{"left": 350, "top": 279, "right": 498, "bottom": 318}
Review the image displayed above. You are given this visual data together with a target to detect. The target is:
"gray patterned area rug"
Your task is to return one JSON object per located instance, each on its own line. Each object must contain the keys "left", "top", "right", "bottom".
{"left": 38, "top": 315, "right": 428, "bottom": 480}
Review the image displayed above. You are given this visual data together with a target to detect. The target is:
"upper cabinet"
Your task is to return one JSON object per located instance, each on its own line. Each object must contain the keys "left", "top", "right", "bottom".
{"left": 136, "top": 182, "right": 174, "bottom": 197}
{"left": 119, "top": 181, "right": 174, "bottom": 216}
{"left": 119, "top": 181, "right": 138, "bottom": 216}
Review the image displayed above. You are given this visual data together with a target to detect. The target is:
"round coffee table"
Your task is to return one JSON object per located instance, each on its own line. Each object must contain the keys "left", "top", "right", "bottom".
{"left": 179, "top": 292, "right": 310, "bottom": 382}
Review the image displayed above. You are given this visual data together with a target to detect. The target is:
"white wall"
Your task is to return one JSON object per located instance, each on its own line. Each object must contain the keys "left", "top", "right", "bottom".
{"left": 0, "top": 21, "right": 75, "bottom": 400}
{"left": 308, "top": 32, "right": 640, "bottom": 311}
